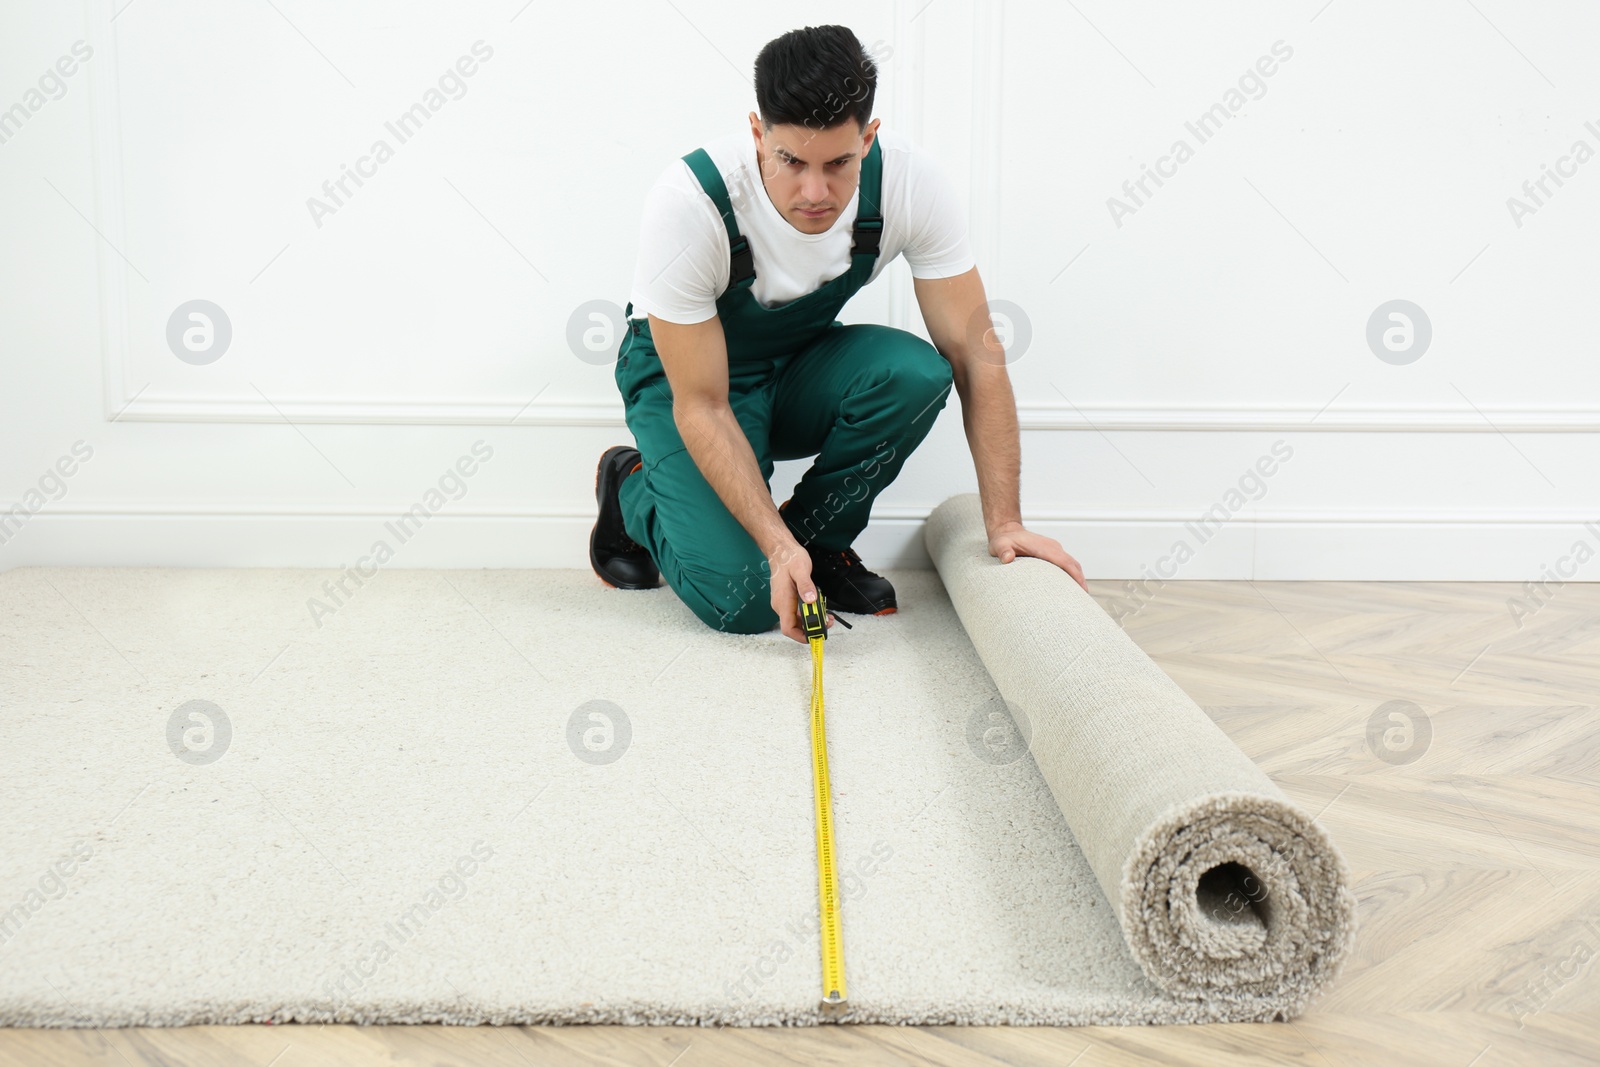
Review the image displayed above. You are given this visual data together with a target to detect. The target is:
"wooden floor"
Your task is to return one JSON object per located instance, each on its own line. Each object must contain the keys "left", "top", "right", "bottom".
{"left": 3, "top": 579, "right": 1596, "bottom": 1066}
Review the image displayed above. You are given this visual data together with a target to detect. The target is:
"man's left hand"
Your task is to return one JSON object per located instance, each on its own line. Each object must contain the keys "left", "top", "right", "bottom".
{"left": 988, "top": 521, "right": 1089, "bottom": 593}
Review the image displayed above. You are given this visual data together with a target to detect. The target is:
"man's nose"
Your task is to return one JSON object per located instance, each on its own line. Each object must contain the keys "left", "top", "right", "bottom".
{"left": 802, "top": 172, "right": 829, "bottom": 203}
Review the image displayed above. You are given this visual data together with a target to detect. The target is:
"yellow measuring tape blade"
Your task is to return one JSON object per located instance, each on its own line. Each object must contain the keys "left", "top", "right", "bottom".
{"left": 805, "top": 599, "right": 847, "bottom": 1005}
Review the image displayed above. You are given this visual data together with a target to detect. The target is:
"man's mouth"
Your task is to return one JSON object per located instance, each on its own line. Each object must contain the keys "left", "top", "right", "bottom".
{"left": 799, "top": 207, "right": 831, "bottom": 217}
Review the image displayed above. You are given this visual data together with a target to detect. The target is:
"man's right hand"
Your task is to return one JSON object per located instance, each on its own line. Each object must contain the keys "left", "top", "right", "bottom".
{"left": 768, "top": 538, "right": 834, "bottom": 644}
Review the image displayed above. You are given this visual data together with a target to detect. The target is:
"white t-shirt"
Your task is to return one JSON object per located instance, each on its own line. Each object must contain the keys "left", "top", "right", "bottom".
{"left": 627, "top": 125, "right": 976, "bottom": 325}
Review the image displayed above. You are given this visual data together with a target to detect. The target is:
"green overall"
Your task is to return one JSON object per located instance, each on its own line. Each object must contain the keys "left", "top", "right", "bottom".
{"left": 614, "top": 136, "right": 954, "bottom": 635}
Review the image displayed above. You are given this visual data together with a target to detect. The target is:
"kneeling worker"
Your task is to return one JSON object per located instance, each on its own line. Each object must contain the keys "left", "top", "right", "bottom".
{"left": 591, "top": 24, "right": 1087, "bottom": 642}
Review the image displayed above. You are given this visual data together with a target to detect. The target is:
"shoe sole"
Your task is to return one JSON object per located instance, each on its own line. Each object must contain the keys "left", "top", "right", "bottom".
{"left": 591, "top": 446, "right": 656, "bottom": 590}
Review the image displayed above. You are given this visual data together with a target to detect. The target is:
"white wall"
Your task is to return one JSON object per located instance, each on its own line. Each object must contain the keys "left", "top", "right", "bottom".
{"left": 1, "top": 0, "right": 1596, "bottom": 581}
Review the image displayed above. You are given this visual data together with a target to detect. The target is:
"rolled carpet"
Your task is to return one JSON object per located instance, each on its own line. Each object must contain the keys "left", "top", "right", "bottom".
{"left": 924, "top": 493, "right": 1358, "bottom": 1020}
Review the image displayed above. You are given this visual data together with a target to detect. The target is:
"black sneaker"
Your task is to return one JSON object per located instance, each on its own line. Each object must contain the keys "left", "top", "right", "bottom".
{"left": 591, "top": 445, "right": 659, "bottom": 590}
{"left": 780, "top": 499, "right": 895, "bottom": 614}
{"left": 806, "top": 544, "right": 896, "bottom": 615}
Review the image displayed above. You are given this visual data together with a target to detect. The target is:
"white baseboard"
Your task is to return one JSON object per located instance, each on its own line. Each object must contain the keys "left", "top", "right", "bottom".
{"left": 2, "top": 505, "right": 1596, "bottom": 581}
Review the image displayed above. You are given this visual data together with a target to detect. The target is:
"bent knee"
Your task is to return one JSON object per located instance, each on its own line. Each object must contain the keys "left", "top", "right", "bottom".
{"left": 893, "top": 350, "right": 952, "bottom": 416}
{"left": 880, "top": 331, "right": 953, "bottom": 392}
{"left": 708, "top": 602, "right": 778, "bottom": 635}
{"left": 907, "top": 351, "right": 953, "bottom": 393}
{"left": 679, "top": 561, "right": 778, "bottom": 635}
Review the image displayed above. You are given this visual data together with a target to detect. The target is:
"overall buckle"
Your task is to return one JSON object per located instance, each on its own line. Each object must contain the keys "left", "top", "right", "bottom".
{"left": 850, "top": 215, "right": 883, "bottom": 257}
{"left": 729, "top": 234, "right": 756, "bottom": 289}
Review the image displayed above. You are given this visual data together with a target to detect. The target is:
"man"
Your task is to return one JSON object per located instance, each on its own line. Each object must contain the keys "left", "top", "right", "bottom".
{"left": 591, "top": 24, "right": 1087, "bottom": 643}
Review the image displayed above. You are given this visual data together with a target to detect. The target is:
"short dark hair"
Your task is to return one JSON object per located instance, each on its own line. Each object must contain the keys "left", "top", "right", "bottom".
{"left": 753, "top": 25, "right": 877, "bottom": 135}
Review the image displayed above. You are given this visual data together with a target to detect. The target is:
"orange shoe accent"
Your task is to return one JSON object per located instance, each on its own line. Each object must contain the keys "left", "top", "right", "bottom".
{"left": 873, "top": 606, "right": 897, "bottom": 615}
{"left": 630, "top": 461, "right": 642, "bottom": 474}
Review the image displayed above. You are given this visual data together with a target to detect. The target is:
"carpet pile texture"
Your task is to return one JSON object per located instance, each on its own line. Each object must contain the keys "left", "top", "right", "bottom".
{"left": 0, "top": 492, "right": 1353, "bottom": 1026}
{"left": 924, "top": 493, "right": 1357, "bottom": 1021}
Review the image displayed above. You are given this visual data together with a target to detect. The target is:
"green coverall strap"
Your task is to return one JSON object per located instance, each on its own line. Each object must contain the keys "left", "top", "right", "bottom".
{"left": 849, "top": 137, "right": 884, "bottom": 265}
{"left": 682, "top": 148, "right": 757, "bottom": 292}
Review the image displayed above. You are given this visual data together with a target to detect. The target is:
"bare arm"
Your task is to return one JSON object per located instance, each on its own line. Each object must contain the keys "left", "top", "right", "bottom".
{"left": 911, "top": 267, "right": 1022, "bottom": 533}
{"left": 912, "top": 267, "right": 1089, "bottom": 591}
{"left": 647, "top": 312, "right": 832, "bottom": 640}
{"left": 649, "top": 312, "right": 789, "bottom": 555}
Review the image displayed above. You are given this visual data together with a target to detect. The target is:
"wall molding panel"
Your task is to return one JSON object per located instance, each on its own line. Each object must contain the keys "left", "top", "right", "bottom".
{"left": 23, "top": 0, "right": 1589, "bottom": 577}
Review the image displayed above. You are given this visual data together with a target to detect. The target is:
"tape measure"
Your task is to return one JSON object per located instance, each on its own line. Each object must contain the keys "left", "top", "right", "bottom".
{"left": 799, "top": 593, "right": 846, "bottom": 1005}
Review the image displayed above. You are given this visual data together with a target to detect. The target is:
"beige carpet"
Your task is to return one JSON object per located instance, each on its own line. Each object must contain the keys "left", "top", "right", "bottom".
{"left": 924, "top": 493, "right": 1357, "bottom": 1019}
{"left": 0, "top": 493, "right": 1354, "bottom": 1026}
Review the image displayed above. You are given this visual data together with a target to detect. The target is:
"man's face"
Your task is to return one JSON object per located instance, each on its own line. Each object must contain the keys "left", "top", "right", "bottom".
{"left": 749, "top": 113, "right": 880, "bottom": 234}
